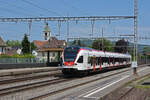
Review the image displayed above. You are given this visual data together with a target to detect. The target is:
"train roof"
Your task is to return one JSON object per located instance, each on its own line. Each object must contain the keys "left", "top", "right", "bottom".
{"left": 65, "top": 46, "right": 131, "bottom": 57}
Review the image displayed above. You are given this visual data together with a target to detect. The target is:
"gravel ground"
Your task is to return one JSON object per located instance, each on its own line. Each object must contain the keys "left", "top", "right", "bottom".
{"left": 101, "top": 76, "right": 150, "bottom": 100}
{"left": 0, "top": 68, "right": 129, "bottom": 100}
{"left": 0, "top": 71, "right": 61, "bottom": 90}
{"left": 0, "top": 76, "right": 58, "bottom": 90}
{"left": 121, "top": 88, "right": 150, "bottom": 100}
{"left": 101, "top": 86, "right": 150, "bottom": 100}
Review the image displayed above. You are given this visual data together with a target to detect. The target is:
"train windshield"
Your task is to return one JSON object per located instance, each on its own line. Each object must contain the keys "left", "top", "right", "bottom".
{"left": 64, "top": 47, "right": 80, "bottom": 62}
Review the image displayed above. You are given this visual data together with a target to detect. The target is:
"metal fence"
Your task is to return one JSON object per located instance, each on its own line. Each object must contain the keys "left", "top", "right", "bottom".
{"left": 138, "top": 58, "right": 150, "bottom": 65}
{"left": 0, "top": 57, "right": 150, "bottom": 65}
{"left": 0, "top": 58, "right": 47, "bottom": 64}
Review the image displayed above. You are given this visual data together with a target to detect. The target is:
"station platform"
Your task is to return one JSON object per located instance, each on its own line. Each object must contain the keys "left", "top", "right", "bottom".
{"left": 0, "top": 67, "right": 60, "bottom": 76}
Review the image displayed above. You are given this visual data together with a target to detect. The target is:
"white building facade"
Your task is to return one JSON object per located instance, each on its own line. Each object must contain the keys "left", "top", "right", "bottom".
{"left": 0, "top": 37, "right": 6, "bottom": 55}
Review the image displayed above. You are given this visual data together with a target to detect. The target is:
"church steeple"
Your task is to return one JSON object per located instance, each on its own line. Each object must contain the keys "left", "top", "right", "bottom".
{"left": 43, "top": 23, "right": 51, "bottom": 40}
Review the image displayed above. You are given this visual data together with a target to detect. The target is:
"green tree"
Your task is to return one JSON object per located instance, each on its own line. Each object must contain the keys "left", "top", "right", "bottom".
{"left": 71, "top": 40, "right": 85, "bottom": 47}
{"left": 114, "top": 39, "right": 129, "bottom": 53}
{"left": 92, "top": 39, "right": 113, "bottom": 51}
{"left": 21, "top": 34, "right": 30, "bottom": 54}
{"left": 30, "top": 42, "right": 37, "bottom": 51}
{"left": 71, "top": 40, "right": 77, "bottom": 46}
{"left": 143, "top": 47, "right": 150, "bottom": 55}
{"left": 6, "top": 40, "right": 21, "bottom": 47}
{"left": 77, "top": 40, "right": 81, "bottom": 46}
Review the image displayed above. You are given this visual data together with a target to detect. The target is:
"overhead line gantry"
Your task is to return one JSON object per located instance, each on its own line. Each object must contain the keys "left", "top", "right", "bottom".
{"left": 0, "top": 16, "right": 134, "bottom": 22}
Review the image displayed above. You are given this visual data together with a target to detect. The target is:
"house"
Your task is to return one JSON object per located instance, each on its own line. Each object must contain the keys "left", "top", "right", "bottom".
{"left": 5, "top": 46, "right": 22, "bottom": 56}
{"left": 0, "top": 37, "right": 6, "bottom": 55}
{"left": 144, "top": 52, "right": 150, "bottom": 56}
{"left": 33, "top": 37, "right": 66, "bottom": 64}
{"left": 33, "top": 40, "right": 48, "bottom": 62}
{"left": 33, "top": 23, "right": 66, "bottom": 66}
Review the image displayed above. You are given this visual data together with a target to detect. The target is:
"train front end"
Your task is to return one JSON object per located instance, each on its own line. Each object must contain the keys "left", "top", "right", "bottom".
{"left": 61, "top": 46, "right": 80, "bottom": 75}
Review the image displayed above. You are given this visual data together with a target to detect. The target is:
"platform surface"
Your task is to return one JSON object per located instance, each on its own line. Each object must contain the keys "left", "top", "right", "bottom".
{"left": 0, "top": 67, "right": 59, "bottom": 76}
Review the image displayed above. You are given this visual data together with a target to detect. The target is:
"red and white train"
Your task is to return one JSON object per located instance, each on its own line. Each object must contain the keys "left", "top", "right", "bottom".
{"left": 61, "top": 46, "right": 131, "bottom": 75}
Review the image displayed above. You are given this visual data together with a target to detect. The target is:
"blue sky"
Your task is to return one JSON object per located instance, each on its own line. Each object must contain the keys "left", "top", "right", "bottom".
{"left": 0, "top": 0, "right": 149, "bottom": 45}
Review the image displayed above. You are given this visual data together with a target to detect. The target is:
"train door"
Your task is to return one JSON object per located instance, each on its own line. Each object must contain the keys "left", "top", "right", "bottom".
{"left": 93, "top": 56, "right": 96, "bottom": 72}
{"left": 87, "top": 55, "right": 91, "bottom": 70}
{"left": 83, "top": 53, "right": 88, "bottom": 70}
{"left": 99, "top": 56, "right": 102, "bottom": 71}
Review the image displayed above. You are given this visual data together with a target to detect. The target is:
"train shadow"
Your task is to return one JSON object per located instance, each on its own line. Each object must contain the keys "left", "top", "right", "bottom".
{"left": 89, "top": 66, "right": 129, "bottom": 75}
{"left": 54, "top": 66, "right": 130, "bottom": 79}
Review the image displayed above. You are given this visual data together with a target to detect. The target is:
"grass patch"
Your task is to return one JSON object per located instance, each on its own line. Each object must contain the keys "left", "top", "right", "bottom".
{"left": 135, "top": 75, "right": 150, "bottom": 89}
{"left": 0, "top": 54, "right": 35, "bottom": 58}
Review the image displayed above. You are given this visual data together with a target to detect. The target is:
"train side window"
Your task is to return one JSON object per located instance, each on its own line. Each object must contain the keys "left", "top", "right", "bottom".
{"left": 101, "top": 57, "right": 102, "bottom": 64}
{"left": 98, "top": 57, "right": 100, "bottom": 65}
{"left": 77, "top": 56, "right": 83, "bottom": 63}
{"left": 91, "top": 57, "right": 93, "bottom": 66}
{"left": 103, "top": 57, "right": 108, "bottom": 63}
{"left": 102, "top": 57, "right": 105, "bottom": 63}
{"left": 95, "top": 57, "right": 97, "bottom": 65}
{"left": 88, "top": 57, "right": 91, "bottom": 64}
{"left": 103, "top": 57, "right": 106, "bottom": 63}
{"left": 108, "top": 57, "right": 110, "bottom": 64}
{"left": 106, "top": 57, "right": 109, "bottom": 63}
{"left": 112, "top": 57, "right": 115, "bottom": 64}
{"left": 114, "top": 58, "right": 116, "bottom": 62}
{"left": 124, "top": 58, "right": 125, "bottom": 62}
{"left": 126, "top": 58, "right": 127, "bottom": 62}
{"left": 109, "top": 57, "right": 111, "bottom": 63}
{"left": 110, "top": 57, "right": 113, "bottom": 63}
{"left": 120, "top": 58, "right": 122, "bottom": 63}
{"left": 115, "top": 58, "right": 118, "bottom": 62}
{"left": 117, "top": 58, "right": 119, "bottom": 62}
{"left": 101, "top": 57, "right": 103, "bottom": 64}
{"left": 96, "top": 57, "right": 99, "bottom": 65}
{"left": 103, "top": 57, "right": 107, "bottom": 63}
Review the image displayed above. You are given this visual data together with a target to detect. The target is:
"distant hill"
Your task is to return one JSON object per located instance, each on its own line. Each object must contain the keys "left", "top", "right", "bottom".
{"left": 68, "top": 39, "right": 94, "bottom": 47}
{"left": 129, "top": 43, "right": 150, "bottom": 54}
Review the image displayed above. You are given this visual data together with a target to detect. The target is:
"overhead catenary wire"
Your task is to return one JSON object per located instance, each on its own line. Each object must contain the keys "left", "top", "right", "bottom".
{"left": 21, "top": 0, "right": 62, "bottom": 16}
{"left": 0, "top": 6, "right": 33, "bottom": 17}
{"left": 0, "top": 0, "right": 35, "bottom": 17}
{"left": 60, "top": 0, "right": 90, "bottom": 16}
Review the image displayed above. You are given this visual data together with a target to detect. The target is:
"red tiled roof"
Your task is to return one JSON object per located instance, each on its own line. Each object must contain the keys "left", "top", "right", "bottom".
{"left": 145, "top": 52, "right": 150, "bottom": 56}
{"left": 33, "top": 40, "right": 48, "bottom": 48}
{"left": 42, "top": 37, "right": 66, "bottom": 48}
{"left": 34, "top": 37, "right": 66, "bottom": 51}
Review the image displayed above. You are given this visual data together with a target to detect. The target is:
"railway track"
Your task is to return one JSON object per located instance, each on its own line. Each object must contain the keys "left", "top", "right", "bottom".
{"left": 117, "top": 87, "right": 134, "bottom": 100}
{"left": 0, "top": 64, "right": 149, "bottom": 100}
{"left": 29, "top": 68, "right": 132, "bottom": 100}
{"left": 0, "top": 77, "right": 70, "bottom": 97}
{"left": 0, "top": 67, "right": 130, "bottom": 100}
{"left": 0, "top": 70, "right": 61, "bottom": 85}
{"left": 116, "top": 72, "right": 150, "bottom": 100}
{"left": 0, "top": 68, "right": 60, "bottom": 85}
{"left": 0, "top": 64, "right": 147, "bottom": 85}
{"left": 30, "top": 64, "right": 149, "bottom": 100}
